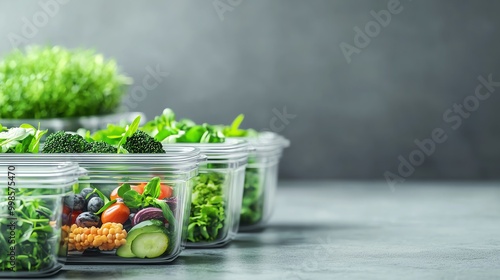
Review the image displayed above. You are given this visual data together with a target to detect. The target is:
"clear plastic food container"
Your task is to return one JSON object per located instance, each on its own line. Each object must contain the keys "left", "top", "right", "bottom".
{"left": 0, "top": 161, "right": 84, "bottom": 278}
{"left": 164, "top": 139, "right": 249, "bottom": 248}
{"left": 237, "top": 132, "right": 290, "bottom": 231}
{"left": 1, "top": 147, "right": 202, "bottom": 264}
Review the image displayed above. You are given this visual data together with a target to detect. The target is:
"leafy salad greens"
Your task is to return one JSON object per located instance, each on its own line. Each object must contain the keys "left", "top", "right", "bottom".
{"left": 0, "top": 45, "right": 130, "bottom": 119}
{"left": 89, "top": 108, "right": 265, "bottom": 238}
{"left": 0, "top": 189, "right": 61, "bottom": 272}
{"left": 0, "top": 123, "right": 47, "bottom": 153}
{"left": 187, "top": 173, "right": 225, "bottom": 242}
{"left": 141, "top": 108, "right": 226, "bottom": 144}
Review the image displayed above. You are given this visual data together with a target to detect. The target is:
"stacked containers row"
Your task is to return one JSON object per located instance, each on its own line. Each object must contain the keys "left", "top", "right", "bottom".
{"left": 0, "top": 161, "right": 85, "bottom": 278}
{"left": 1, "top": 147, "right": 202, "bottom": 264}
{"left": 0, "top": 126, "right": 286, "bottom": 275}
{"left": 238, "top": 132, "right": 290, "bottom": 231}
{"left": 165, "top": 139, "right": 250, "bottom": 248}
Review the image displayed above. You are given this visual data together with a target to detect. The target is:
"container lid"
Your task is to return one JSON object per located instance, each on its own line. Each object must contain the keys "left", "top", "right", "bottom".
{"left": 163, "top": 139, "right": 250, "bottom": 162}
{"left": 0, "top": 146, "right": 201, "bottom": 164}
{"left": 236, "top": 132, "right": 290, "bottom": 156}
{"left": 0, "top": 147, "right": 202, "bottom": 182}
{"left": 0, "top": 161, "right": 85, "bottom": 186}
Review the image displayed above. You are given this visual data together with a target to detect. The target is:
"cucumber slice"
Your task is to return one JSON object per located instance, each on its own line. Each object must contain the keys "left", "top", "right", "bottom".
{"left": 117, "top": 220, "right": 167, "bottom": 258}
{"left": 131, "top": 232, "right": 169, "bottom": 258}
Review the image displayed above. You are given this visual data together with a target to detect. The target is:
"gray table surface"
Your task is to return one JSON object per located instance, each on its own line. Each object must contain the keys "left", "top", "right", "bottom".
{"left": 53, "top": 181, "right": 500, "bottom": 280}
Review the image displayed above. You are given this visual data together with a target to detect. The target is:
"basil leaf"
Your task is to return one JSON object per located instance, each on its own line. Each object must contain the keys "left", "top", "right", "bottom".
{"left": 143, "top": 177, "right": 161, "bottom": 198}
{"left": 154, "top": 129, "right": 171, "bottom": 142}
{"left": 122, "top": 190, "right": 142, "bottom": 208}
{"left": 115, "top": 115, "right": 141, "bottom": 153}
{"left": 95, "top": 199, "right": 117, "bottom": 215}
{"left": 29, "top": 125, "right": 48, "bottom": 153}
{"left": 118, "top": 183, "right": 131, "bottom": 198}
{"left": 127, "top": 115, "right": 141, "bottom": 137}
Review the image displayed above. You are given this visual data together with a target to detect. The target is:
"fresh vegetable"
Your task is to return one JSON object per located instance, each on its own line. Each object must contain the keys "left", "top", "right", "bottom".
{"left": 117, "top": 178, "right": 176, "bottom": 228}
{"left": 86, "top": 141, "right": 117, "bottom": 153}
{"left": 165, "top": 197, "right": 178, "bottom": 214}
{"left": 0, "top": 123, "right": 47, "bottom": 153}
{"left": 91, "top": 114, "right": 142, "bottom": 153}
{"left": 133, "top": 208, "right": 164, "bottom": 226}
{"left": 88, "top": 123, "right": 126, "bottom": 146}
{"left": 0, "top": 190, "right": 60, "bottom": 272}
{"left": 100, "top": 202, "right": 130, "bottom": 224}
{"left": 220, "top": 114, "right": 258, "bottom": 137}
{"left": 219, "top": 115, "right": 264, "bottom": 227}
{"left": 93, "top": 108, "right": 225, "bottom": 144}
{"left": 0, "top": 45, "right": 131, "bottom": 119}
{"left": 136, "top": 182, "right": 172, "bottom": 200}
{"left": 76, "top": 115, "right": 166, "bottom": 154}
{"left": 75, "top": 212, "right": 101, "bottom": 228}
{"left": 109, "top": 185, "right": 144, "bottom": 200}
{"left": 42, "top": 131, "right": 91, "bottom": 153}
{"left": 132, "top": 231, "right": 169, "bottom": 258}
{"left": 159, "top": 184, "right": 173, "bottom": 199}
{"left": 65, "top": 177, "right": 176, "bottom": 257}
{"left": 140, "top": 108, "right": 225, "bottom": 144}
{"left": 122, "top": 130, "right": 165, "bottom": 154}
{"left": 240, "top": 166, "right": 264, "bottom": 225}
{"left": 187, "top": 173, "right": 226, "bottom": 242}
{"left": 66, "top": 222, "right": 127, "bottom": 251}
{"left": 116, "top": 220, "right": 168, "bottom": 258}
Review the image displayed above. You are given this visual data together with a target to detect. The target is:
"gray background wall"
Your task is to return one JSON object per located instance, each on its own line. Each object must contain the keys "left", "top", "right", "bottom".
{"left": 0, "top": 0, "right": 499, "bottom": 180}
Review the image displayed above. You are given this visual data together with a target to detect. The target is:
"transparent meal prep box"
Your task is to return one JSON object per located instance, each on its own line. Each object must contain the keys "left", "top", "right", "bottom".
{"left": 1, "top": 147, "right": 202, "bottom": 264}
{"left": 236, "top": 132, "right": 290, "bottom": 231}
{"left": 164, "top": 139, "right": 249, "bottom": 248}
{"left": 0, "top": 161, "right": 85, "bottom": 278}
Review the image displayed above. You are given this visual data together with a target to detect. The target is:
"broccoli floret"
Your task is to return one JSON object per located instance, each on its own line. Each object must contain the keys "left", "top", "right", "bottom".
{"left": 86, "top": 141, "right": 117, "bottom": 153}
{"left": 123, "top": 130, "right": 165, "bottom": 153}
{"left": 42, "top": 131, "right": 91, "bottom": 153}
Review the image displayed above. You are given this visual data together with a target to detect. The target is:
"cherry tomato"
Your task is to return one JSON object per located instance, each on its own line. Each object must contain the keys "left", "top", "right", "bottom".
{"left": 101, "top": 202, "right": 130, "bottom": 224}
{"left": 110, "top": 185, "right": 144, "bottom": 200}
{"left": 70, "top": 210, "right": 82, "bottom": 225}
{"left": 135, "top": 183, "right": 146, "bottom": 195}
{"left": 158, "top": 184, "right": 173, "bottom": 199}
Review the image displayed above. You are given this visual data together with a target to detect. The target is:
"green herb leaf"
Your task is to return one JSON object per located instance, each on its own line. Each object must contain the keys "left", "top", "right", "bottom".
{"left": 127, "top": 115, "right": 141, "bottom": 137}
{"left": 0, "top": 46, "right": 130, "bottom": 119}
{"left": 122, "top": 190, "right": 142, "bottom": 209}
{"left": 116, "top": 115, "right": 141, "bottom": 153}
{"left": 95, "top": 199, "right": 117, "bottom": 215}
{"left": 187, "top": 173, "right": 226, "bottom": 242}
{"left": 143, "top": 177, "right": 161, "bottom": 198}
{"left": 0, "top": 188, "right": 58, "bottom": 271}
{"left": 88, "top": 188, "right": 110, "bottom": 205}
{"left": 155, "top": 199, "right": 176, "bottom": 231}
{"left": 118, "top": 183, "right": 131, "bottom": 198}
{"left": 231, "top": 114, "right": 245, "bottom": 131}
{"left": 28, "top": 124, "right": 48, "bottom": 153}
